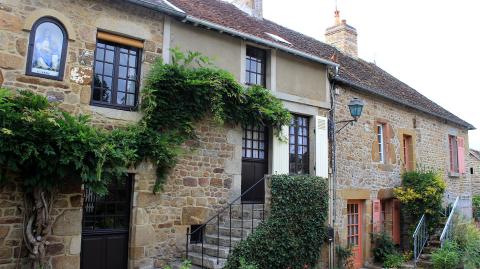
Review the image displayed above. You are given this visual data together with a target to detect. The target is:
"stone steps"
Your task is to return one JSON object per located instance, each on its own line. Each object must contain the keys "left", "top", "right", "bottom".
{"left": 187, "top": 252, "right": 227, "bottom": 269}
{"left": 190, "top": 243, "right": 231, "bottom": 259}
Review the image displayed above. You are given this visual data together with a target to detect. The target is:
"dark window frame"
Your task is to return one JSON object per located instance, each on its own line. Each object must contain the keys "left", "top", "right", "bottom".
{"left": 245, "top": 46, "right": 267, "bottom": 87}
{"left": 289, "top": 114, "right": 310, "bottom": 175}
{"left": 25, "top": 17, "right": 69, "bottom": 81}
{"left": 242, "top": 124, "right": 268, "bottom": 161}
{"left": 91, "top": 39, "right": 142, "bottom": 111}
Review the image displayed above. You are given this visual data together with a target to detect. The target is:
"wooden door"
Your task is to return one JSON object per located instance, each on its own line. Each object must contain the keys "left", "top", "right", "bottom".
{"left": 241, "top": 125, "right": 268, "bottom": 203}
{"left": 81, "top": 176, "right": 133, "bottom": 269}
{"left": 347, "top": 201, "right": 363, "bottom": 269}
{"left": 392, "top": 199, "right": 401, "bottom": 245}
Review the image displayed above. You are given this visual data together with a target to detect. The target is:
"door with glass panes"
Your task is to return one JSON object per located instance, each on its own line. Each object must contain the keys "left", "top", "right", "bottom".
{"left": 241, "top": 125, "right": 268, "bottom": 203}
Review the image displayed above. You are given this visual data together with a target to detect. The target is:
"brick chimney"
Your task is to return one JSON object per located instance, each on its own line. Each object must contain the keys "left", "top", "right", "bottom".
{"left": 231, "top": 0, "right": 263, "bottom": 18}
{"left": 325, "top": 10, "right": 358, "bottom": 57}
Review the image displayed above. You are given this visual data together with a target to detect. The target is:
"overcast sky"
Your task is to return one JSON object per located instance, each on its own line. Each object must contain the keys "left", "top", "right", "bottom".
{"left": 261, "top": 0, "right": 480, "bottom": 149}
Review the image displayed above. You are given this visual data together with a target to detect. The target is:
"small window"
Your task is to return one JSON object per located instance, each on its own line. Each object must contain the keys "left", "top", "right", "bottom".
{"left": 245, "top": 46, "right": 267, "bottom": 87}
{"left": 289, "top": 114, "right": 309, "bottom": 174}
{"left": 91, "top": 40, "right": 141, "bottom": 110}
{"left": 190, "top": 225, "right": 204, "bottom": 244}
{"left": 26, "top": 17, "right": 68, "bottom": 81}
{"left": 471, "top": 167, "right": 474, "bottom": 175}
{"left": 449, "top": 135, "right": 459, "bottom": 173}
{"left": 377, "top": 124, "right": 385, "bottom": 163}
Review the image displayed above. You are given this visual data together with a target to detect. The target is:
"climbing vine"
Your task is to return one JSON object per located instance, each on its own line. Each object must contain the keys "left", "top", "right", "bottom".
{"left": 0, "top": 50, "right": 290, "bottom": 267}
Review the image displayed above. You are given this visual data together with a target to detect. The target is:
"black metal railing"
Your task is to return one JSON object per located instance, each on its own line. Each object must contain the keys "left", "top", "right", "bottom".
{"left": 185, "top": 176, "right": 268, "bottom": 267}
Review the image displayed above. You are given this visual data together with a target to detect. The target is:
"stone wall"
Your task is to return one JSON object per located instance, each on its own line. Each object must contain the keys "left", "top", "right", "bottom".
{"left": 468, "top": 151, "right": 480, "bottom": 196}
{"left": 130, "top": 119, "right": 242, "bottom": 268}
{"left": 333, "top": 85, "right": 472, "bottom": 264}
{"left": 0, "top": 178, "right": 83, "bottom": 269}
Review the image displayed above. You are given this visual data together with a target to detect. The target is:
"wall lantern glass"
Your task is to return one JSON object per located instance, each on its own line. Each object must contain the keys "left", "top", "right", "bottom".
{"left": 336, "top": 97, "right": 365, "bottom": 133}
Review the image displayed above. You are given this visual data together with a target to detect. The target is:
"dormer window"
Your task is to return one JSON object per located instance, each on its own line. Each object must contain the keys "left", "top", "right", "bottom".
{"left": 245, "top": 46, "right": 266, "bottom": 87}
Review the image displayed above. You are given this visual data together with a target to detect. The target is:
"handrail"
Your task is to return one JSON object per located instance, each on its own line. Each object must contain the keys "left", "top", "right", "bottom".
{"left": 185, "top": 175, "right": 268, "bottom": 266}
{"left": 187, "top": 175, "right": 267, "bottom": 237}
{"left": 412, "top": 214, "right": 428, "bottom": 268}
{"left": 440, "top": 196, "right": 459, "bottom": 247}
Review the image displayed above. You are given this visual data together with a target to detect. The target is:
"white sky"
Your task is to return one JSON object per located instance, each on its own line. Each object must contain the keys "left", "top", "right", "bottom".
{"left": 262, "top": 0, "right": 480, "bottom": 149}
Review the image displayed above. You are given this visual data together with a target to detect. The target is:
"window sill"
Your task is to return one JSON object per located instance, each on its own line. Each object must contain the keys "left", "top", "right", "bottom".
{"left": 448, "top": 172, "right": 461, "bottom": 178}
{"left": 89, "top": 105, "right": 142, "bottom": 122}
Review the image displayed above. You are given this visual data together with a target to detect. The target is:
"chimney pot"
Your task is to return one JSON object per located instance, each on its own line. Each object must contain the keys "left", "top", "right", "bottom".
{"left": 232, "top": 0, "right": 263, "bottom": 18}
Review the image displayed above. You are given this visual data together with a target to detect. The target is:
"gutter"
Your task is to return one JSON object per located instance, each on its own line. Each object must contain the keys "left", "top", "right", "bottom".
{"left": 126, "top": 0, "right": 187, "bottom": 18}
{"left": 185, "top": 16, "right": 340, "bottom": 68}
{"left": 128, "top": 0, "right": 339, "bottom": 68}
{"left": 333, "top": 76, "right": 476, "bottom": 130}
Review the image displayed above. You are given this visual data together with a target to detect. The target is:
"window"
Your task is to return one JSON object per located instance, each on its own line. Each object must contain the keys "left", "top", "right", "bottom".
{"left": 402, "top": 134, "right": 414, "bottom": 171}
{"left": 91, "top": 40, "right": 141, "bottom": 110}
{"left": 26, "top": 17, "right": 68, "bottom": 80}
{"left": 471, "top": 167, "right": 475, "bottom": 175}
{"left": 449, "top": 135, "right": 459, "bottom": 173}
{"left": 189, "top": 225, "right": 204, "bottom": 244}
{"left": 289, "top": 115, "right": 309, "bottom": 174}
{"left": 245, "top": 46, "right": 266, "bottom": 87}
{"left": 377, "top": 124, "right": 385, "bottom": 163}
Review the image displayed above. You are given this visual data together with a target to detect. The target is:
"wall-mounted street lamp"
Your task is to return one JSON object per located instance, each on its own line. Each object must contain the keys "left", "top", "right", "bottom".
{"left": 336, "top": 97, "right": 364, "bottom": 133}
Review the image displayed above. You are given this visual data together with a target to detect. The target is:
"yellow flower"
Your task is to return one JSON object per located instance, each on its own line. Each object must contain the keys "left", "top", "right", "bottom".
{"left": 1, "top": 128, "right": 12, "bottom": 135}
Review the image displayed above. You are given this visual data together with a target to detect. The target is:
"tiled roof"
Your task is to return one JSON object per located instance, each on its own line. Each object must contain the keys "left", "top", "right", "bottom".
{"left": 136, "top": 0, "right": 474, "bottom": 130}
{"left": 471, "top": 149, "right": 480, "bottom": 160}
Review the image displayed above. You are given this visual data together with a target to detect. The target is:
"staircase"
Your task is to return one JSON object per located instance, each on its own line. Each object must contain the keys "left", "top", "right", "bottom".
{"left": 170, "top": 176, "right": 268, "bottom": 269}
{"left": 186, "top": 204, "right": 264, "bottom": 269}
{"left": 414, "top": 225, "right": 444, "bottom": 268}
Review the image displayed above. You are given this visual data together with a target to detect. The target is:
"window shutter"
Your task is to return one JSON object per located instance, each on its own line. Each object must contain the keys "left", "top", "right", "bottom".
{"left": 272, "top": 125, "right": 289, "bottom": 174}
{"left": 372, "top": 199, "right": 381, "bottom": 233}
{"left": 458, "top": 137, "right": 466, "bottom": 174}
{"left": 315, "top": 116, "right": 329, "bottom": 178}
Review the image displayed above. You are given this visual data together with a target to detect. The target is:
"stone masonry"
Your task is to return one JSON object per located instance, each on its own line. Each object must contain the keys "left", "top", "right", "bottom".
{"left": 0, "top": 0, "right": 244, "bottom": 268}
{"left": 468, "top": 150, "right": 480, "bottom": 196}
{"left": 333, "top": 85, "right": 472, "bottom": 264}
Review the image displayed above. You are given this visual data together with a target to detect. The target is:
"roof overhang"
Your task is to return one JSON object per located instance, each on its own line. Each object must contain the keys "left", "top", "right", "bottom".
{"left": 333, "top": 76, "right": 476, "bottom": 131}
{"left": 127, "top": 0, "right": 339, "bottom": 69}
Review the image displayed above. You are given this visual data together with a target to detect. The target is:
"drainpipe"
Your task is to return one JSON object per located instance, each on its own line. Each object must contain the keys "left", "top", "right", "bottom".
{"left": 328, "top": 65, "right": 339, "bottom": 269}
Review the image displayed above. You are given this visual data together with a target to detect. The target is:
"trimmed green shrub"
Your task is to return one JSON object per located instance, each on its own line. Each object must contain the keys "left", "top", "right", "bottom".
{"left": 372, "top": 232, "right": 397, "bottom": 263}
{"left": 383, "top": 253, "right": 404, "bottom": 268}
{"left": 225, "top": 175, "right": 328, "bottom": 269}
{"left": 432, "top": 241, "right": 461, "bottom": 269}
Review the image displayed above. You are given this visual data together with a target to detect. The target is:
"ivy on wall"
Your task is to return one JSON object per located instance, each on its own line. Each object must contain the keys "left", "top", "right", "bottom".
{"left": 225, "top": 175, "right": 329, "bottom": 269}
{"left": 0, "top": 49, "right": 291, "bottom": 194}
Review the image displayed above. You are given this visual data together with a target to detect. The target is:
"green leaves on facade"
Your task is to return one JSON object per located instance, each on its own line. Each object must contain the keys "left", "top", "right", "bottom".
{"left": 225, "top": 175, "right": 329, "bottom": 269}
{"left": 0, "top": 50, "right": 291, "bottom": 194}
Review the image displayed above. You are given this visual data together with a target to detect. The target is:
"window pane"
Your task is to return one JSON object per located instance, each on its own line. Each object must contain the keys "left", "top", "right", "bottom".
{"left": 116, "top": 91, "right": 126, "bottom": 105}
{"left": 93, "top": 75, "right": 102, "bottom": 87}
{"left": 105, "top": 50, "right": 114, "bottom": 63}
{"left": 128, "top": 68, "right": 136, "bottom": 80}
{"left": 127, "top": 81, "right": 136, "bottom": 93}
{"left": 104, "top": 63, "right": 113, "bottom": 76}
{"left": 103, "top": 76, "right": 112, "bottom": 90}
{"left": 120, "top": 53, "right": 128, "bottom": 66}
{"left": 96, "top": 48, "right": 105, "bottom": 61}
{"left": 117, "top": 79, "right": 126, "bottom": 91}
{"left": 119, "top": 66, "right": 127, "bottom": 78}
{"left": 92, "top": 88, "right": 102, "bottom": 101}
{"left": 126, "top": 94, "right": 135, "bottom": 106}
{"left": 129, "top": 55, "right": 136, "bottom": 67}
{"left": 102, "top": 90, "right": 111, "bottom": 102}
{"left": 95, "top": 62, "right": 103, "bottom": 74}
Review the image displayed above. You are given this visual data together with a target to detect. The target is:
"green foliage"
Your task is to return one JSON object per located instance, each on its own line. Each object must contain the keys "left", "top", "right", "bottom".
{"left": 0, "top": 89, "right": 134, "bottom": 194}
{"left": 0, "top": 49, "right": 291, "bottom": 194}
{"left": 372, "top": 232, "right": 397, "bottom": 263}
{"left": 432, "top": 241, "right": 461, "bottom": 269}
{"left": 163, "top": 260, "right": 192, "bottom": 269}
{"left": 225, "top": 175, "right": 328, "bottom": 269}
{"left": 383, "top": 254, "right": 404, "bottom": 269}
{"left": 394, "top": 168, "right": 446, "bottom": 230}
{"left": 452, "top": 221, "right": 480, "bottom": 269}
{"left": 335, "top": 245, "right": 353, "bottom": 269}
{"left": 473, "top": 195, "right": 480, "bottom": 221}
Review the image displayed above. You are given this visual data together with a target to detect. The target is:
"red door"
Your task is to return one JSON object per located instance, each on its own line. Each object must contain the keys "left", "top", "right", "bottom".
{"left": 347, "top": 201, "right": 363, "bottom": 269}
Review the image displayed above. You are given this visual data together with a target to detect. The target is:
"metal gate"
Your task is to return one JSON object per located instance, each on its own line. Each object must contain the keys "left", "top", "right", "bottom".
{"left": 81, "top": 175, "right": 133, "bottom": 269}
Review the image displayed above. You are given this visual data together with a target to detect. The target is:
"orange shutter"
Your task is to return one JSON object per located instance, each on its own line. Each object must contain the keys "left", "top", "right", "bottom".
{"left": 458, "top": 137, "right": 465, "bottom": 174}
{"left": 372, "top": 199, "right": 381, "bottom": 233}
{"left": 392, "top": 199, "right": 401, "bottom": 244}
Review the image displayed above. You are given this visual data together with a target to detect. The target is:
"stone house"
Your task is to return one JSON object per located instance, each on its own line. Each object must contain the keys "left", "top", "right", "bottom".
{"left": 469, "top": 149, "right": 480, "bottom": 196}
{"left": 0, "top": 0, "right": 474, "bottom": 269}
{"left": 325, "top": 10, "right": 475, "bottom": 268}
